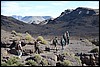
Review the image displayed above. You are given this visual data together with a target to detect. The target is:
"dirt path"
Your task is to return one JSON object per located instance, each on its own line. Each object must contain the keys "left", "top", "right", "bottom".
{"left": 64, "top": 39, "right": 98, "bottom": 54}
{"left": 1, "top": 39, "right": 98, "bottom": 57}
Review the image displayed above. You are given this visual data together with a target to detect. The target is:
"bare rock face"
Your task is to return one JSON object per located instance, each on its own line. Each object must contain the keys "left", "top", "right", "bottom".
{"left": 8, "top": 49, "right": 18, "bottom": 55}
{"left": 80, "top": 53, "right": 99, "bottom": 66}
{"left": 40, "top": 53, "right": 57, "bottom": 61}
{"left": 55, "top": 7, "right": 98, "bottom": 22}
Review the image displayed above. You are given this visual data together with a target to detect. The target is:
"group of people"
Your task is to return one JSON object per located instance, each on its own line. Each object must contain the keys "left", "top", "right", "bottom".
{"left": 52, "top": 31, "right": 69, "bottom": 50}
{"left": 10, "top": 31, "right": 69, "bottom": 58}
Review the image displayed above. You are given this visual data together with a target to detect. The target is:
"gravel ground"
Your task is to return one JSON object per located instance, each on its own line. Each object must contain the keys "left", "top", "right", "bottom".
{"left": 1, "top": 29, "right": 99, "bottom": 66}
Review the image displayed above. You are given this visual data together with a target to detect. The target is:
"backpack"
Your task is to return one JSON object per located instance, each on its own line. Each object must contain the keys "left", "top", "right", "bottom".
{"left": 53, "top": 39, "right": 57, "bottom": 44}
{"left": 61, "top": 38, "right": 66, "bottom": 46}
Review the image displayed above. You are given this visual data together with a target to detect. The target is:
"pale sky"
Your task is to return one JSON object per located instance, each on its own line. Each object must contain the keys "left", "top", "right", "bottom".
{"left": 1, "top": 1, "right": 99, "bottom": 18}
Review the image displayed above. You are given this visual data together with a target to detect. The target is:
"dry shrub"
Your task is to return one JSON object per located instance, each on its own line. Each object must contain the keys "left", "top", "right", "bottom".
{"left": 62, "top": 51, "right": 70, "bottom": 56}
{"left": 41, "top": 58, "right": 48, "bottom": 66}
{"left": 1, "top": 56, "right": 24, "bottom": 66}
{"left": 17, "top": 33, "right": 22, "bottom": 37}
{"left": 11, "top": 30, "right": 17, "bottom": 35}
{"left": 74, "top": 56, "right": 82, "bottom": 65}
{"left": 37, "top": 36, "right": 44, "bottom": 42}
{"left": 90, "top": 48, "right": 99, "bottom": 53}
{"left": 25, "top": 32, "right": 33, "bottom": 41}
{"left": 34, "top": 54, "right": 42, "bottom": 63}
{"left": 37, "top": 36, "right": 48, "bottom": 45}
{"left": 26, "top": 60, "right": 38, "bottom": 66}
{"left": 62, "top": 60, "right": 72, "bottom": 66}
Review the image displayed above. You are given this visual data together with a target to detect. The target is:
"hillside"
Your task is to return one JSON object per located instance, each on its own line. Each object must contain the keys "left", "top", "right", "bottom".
{"left": 47, "top": 7, "right": 99, "bottom": 38}
{"left": 1, "top": 7, "right": 99, "bottom": 39}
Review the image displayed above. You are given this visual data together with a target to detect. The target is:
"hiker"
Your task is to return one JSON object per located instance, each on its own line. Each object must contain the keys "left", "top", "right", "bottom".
{"left": 15, "top": 41, "right": 22, "bottom": 58}
{"left": 66, "top": 31, "right": 69, "bottom": 45}
{"left": 63, "top": 31, "right": 70, "bottom": 45}
{"left": 63, "top": 34, "right": 67, "bottom": 45}
{"left": 52, "top": 37, "right": 59, "bottom": 51}
{"left": 34, "top": 40, "right": 40, "bottom": 54}
{"left": 60, "top": 37, "right": 66, "bottom": 50}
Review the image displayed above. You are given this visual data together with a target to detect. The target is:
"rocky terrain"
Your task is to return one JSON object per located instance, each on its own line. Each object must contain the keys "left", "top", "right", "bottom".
{"left": 1, "top": 7, "right": 99, "bottom": 66}
{"left": 1, "top": 29, "right": 99, "bottom": 66}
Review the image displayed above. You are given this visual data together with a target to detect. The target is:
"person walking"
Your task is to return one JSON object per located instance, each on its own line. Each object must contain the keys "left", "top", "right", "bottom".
{"left": 60, "top": 37, "right": 66, "bottom": 50}
{"left": 15, "top": 41, "right": 22, "bottom": 58}
{"left": 66, "top": 31, "right": 69, "bottom": 45}
{"left": 63, "top": 31, "right": 70, "bottom": 45}
{"left": 52, "top": 37, "right": 59, "bottom": 51}
{"left": 34, "top": 40, "right": 40, "bottom": 54}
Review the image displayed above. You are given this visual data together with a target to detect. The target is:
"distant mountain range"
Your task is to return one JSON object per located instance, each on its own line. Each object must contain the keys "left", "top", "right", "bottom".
{"left": 1, "top": 7, "right": 99, "bottom": 38}
{"left": 12, "top": 15, "right": 53, "bottom": 24}
{"left": 12, "top": 15, "right": 23, "bottom": 20}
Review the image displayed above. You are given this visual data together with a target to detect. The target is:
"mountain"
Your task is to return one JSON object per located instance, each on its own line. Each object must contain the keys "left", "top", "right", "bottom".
{"left": 12, "top": 15, "right": 23, "bottom": 21}
{"left": 48, "top": 7, "right": 99, "bottom": 24}
{"left": 47, "top": 7, "right": 99, "bottom": 37}
{"left": 21, "top": 16, "right": 45, "bottom": 24}
{"left": 1, "top": 7, "right": 99, "bottom": 38}
{"left": 42, "top": 16, "right": 53, "bottom": 20}
{"left": 1, "top": 15, "right": 54, "bottom": 36}
{"left": 12, "top": 15, "right": 53, "bottom": 24}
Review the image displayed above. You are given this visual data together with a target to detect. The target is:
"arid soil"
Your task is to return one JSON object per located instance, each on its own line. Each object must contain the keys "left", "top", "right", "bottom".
{"left": 1, "top": 29, "right": 99, "bottom": 66}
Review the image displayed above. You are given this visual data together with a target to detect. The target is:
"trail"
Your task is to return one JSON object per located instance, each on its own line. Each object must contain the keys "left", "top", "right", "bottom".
{"left": 63, "top": 39, "right": 98, "bottom": 54}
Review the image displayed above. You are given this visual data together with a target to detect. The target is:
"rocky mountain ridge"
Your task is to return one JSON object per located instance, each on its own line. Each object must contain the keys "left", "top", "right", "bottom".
{"left": 48, "top": 7, "right": 99, "bottom": 24}
{"left": 1, "top": 7, "right": 99, "bottom": 38}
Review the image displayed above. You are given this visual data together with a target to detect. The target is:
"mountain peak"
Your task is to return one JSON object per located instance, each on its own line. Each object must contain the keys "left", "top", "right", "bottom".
{"left": 54, "top": 7, "right": 99, "bottom": 22}
{"left": 76, "top": 7, "right": 94, "bottom": 10}
{"left": 12, "top": 15, "right": 53, "bottom": 24}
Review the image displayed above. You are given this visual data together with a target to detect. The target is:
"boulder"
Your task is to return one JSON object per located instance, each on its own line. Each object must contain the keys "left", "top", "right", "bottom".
{"left": 22, "top": 45, "right": 34, "bottom": 55}
{"left": 47, "top": 59, "right": 56, "bottom": 66}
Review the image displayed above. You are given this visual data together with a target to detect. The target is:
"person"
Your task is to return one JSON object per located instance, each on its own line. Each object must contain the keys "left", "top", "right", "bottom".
{"left": 34, "top": 40, "right": 40, "bottom": 54}
{"left": 63, "top": 33, "right": 67, "bottom": 45}
{"left": 60, "top": 37, "right": 66, "bottom": 50}
{"left": 63, "top": 31, "right": 70, "bottom": 45}
{"left": 52, "top": 37, "right": 59, "bottom": 51}
{"left": 15, "top": 41, "right": 22, "bottom": 58}
{"left": 66, "top": 31, "right": 69, "bottom": 45}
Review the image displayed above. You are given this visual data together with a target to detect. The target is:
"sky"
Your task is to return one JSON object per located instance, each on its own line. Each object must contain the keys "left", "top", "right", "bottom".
{"left": 1, "top": 1, "right": 99, "bottom": 18}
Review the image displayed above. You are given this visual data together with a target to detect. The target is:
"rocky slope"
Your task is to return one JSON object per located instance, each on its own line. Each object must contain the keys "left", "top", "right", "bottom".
{"left": 1, "top": 29, "right": 99, "bottom": 66}
{"left": 1, "top": 7, "right": 99, "bottom": 38}
{"left": 49, "top": 7, "right": 99, "bottom": 23}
